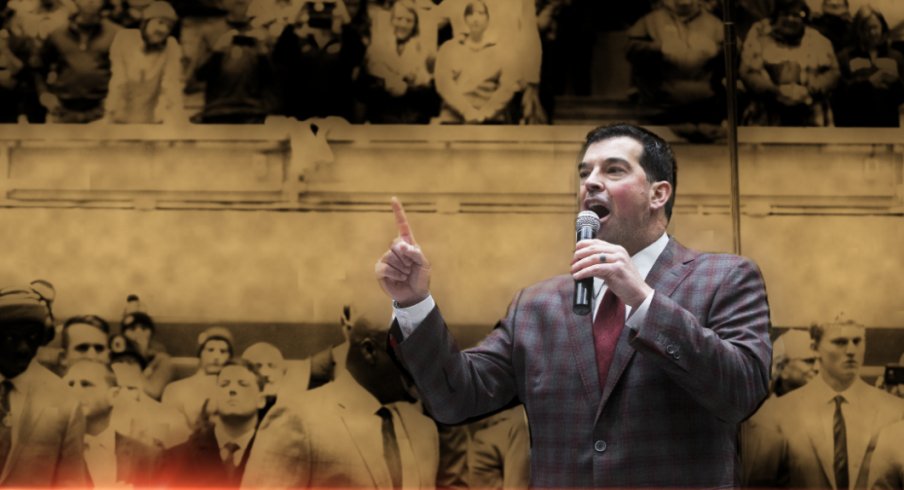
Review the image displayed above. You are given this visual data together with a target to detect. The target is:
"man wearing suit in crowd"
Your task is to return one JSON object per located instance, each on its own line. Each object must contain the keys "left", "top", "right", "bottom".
{"left": 467, "top": 404, "right": 530, "bottom": 489}
{"left": 0, "top": 280, "right": 90, "bottom": 487}
{"left": 58, "top": 315, "right": 112, "bottom": 371}
{"left": 747, "top": 320, "right": 904, "bottom": 488}
{"left": 161, "top": 358, "right": 266, "bottom": 487}
{"left": 375, "top": 123, "right": 773, "bottom": 487}
{"left": 242, "top": 315, "right": 440, "bottom": 489}
{"left": 63, "top": 359, "right": 163, "bottom": 487}
{"left": 869, "top": 418, "right": 904, "bottom": 489}
{"left": 741, "top": 328, "right": 819, "bottom": 486}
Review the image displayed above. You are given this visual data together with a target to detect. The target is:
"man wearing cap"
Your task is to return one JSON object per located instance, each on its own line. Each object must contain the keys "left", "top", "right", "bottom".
{"left": 745, "top": 320, "right": 904, "bottom": 488}
{"left": 163, "top": 358, "right": 266, "bottom": 487}
{"left": 104, "top": 0, "right": 184, "bottom": 123}
{"left": 63, "top": 359, "right": 163, "bottom": 487}
{"left": 119, "top": 302, "right": 174, "bottom": 400}
{"left": 242, "top": 315, "right": 439, "bottom": 489}
{"left": 0, "top": 281, "right": 90, "bottom": 486}
{"left": 162, "top": 325, "right": 234, "bottom": 430}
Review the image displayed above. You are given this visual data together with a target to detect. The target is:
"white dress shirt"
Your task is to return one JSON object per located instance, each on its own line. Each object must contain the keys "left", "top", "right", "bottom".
{"left": 84, "top": 426, "right": 118, "bottom": 487}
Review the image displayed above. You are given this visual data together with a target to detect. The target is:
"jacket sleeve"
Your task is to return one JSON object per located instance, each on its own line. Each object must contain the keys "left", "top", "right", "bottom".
{"left": 52, "top": 400, "right": 91, "bottom": 486}
{"left": 391, "top": 294, "right": 521, "bottom": 425}
{"left": 626, "top": 256, "right": 772, "bottom": 424}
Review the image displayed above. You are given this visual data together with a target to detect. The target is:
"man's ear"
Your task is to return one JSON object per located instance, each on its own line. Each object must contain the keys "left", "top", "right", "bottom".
{"left": 649, "top": 181, "right": 672, "bottom": 212}
{"left": 359, "top": 338, "right": 377, "bottom": 366}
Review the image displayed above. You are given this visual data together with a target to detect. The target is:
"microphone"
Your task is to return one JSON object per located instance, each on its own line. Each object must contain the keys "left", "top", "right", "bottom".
{"left": 573, "top": 211, "right": 600, "bottom": 316}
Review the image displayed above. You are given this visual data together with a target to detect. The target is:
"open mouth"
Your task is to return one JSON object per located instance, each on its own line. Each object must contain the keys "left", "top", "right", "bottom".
{"left": 586, "top": 202, "right": 610, "bottom": 219}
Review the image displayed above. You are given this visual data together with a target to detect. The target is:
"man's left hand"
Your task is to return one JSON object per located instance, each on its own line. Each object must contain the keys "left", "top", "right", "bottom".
{"left": 571, "top": 239, "right": 653, "bottom": 308}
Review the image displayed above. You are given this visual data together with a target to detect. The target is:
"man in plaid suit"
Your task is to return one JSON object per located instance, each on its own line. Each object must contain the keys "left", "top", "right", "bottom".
{"left": 375, "top": 123, "right": 773, "bottom": 487}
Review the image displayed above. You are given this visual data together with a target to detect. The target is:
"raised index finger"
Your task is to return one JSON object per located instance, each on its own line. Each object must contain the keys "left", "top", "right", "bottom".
{"left": 391, "top": 196, "right": 416, "bottom": 244}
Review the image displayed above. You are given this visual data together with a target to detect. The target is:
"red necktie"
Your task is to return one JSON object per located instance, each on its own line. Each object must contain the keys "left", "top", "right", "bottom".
{"left": 593, "top": 289, "right": 625, "bottom": 391}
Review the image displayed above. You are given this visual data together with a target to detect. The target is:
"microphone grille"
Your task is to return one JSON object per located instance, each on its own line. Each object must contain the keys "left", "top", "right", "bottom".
{"left": 576, "top": 211, "right": 600, "bottom": 233}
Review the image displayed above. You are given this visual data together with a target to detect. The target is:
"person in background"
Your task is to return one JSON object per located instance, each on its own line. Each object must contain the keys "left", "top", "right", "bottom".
{"left": 362, "top": 0, "right": 438, "bottom": 123}
{"left": 119, "top": 295, "right": 174, "bottom": 400}
{"left": 34, "top": 0, "right": 120, "bottom": 122}
{"left": 739, "top": 0, "right": 840, "bottom": 126}
{"left": 467, "top": 404, "right": 530, "bottom": 489}
{"left": 0, "top": 281, "right": 89, "bottom": 486}
{"left": 58, "top": 314, "right": 111, "bottom": 373}
{"left": 833, "top": 5, "right": 904, "bottom": 127}
{"left": 241, "top": 341, "right": 286, "bottom": 416}
{"left": 63, "top": 359, "right": 163, "bottom": 487}
{"left": 161, "top": 326, "right": 234, "bottom": 429}
{"left": 104, "top": 0, "right": 184, "bottom": 124}
{"left": 433, "top": 0, "right": 517, "bottom": 123}
{"left": 811, "top": 0, "right": 854, "bottom": 54}
{"left": 162, "top": 358, "right": 267, "bottom": 487}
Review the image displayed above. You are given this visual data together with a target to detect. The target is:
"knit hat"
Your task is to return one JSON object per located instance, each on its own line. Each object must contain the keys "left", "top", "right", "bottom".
{"left": 142, "top": 1, "right": 177, "bottom": 22}
{"left": 197, "top": 326, "right": 235, "bottom": 356}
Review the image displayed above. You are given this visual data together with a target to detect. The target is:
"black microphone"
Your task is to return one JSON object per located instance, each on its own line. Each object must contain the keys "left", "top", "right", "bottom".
{"left": 573, "top": 211, "right": 600, "bottom": 315}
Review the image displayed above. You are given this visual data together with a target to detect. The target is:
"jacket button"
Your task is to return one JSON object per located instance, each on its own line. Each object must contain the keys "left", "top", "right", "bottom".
{"left": 594, "top": 440, "right": 607, "bottom": 452}
{"left": 666, "top": 344, "right": 677, "bottom": 355}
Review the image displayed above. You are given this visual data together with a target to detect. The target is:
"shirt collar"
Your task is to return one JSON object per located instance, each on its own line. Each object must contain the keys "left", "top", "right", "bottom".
{"left": 213, "top": 423, "right": 256, "bottom": 453}
{"left": 85, "top": 425, "right": 116, "bottom": 450}
{"left": 594, "top": 232, "right": 670, "bottom": 291}
{"left": 810, "top": 374, "right": 866, "bottom": 405}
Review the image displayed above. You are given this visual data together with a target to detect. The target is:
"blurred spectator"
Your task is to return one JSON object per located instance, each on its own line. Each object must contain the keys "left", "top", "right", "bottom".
{"left": 270, "top": 0, "right": 366, "bottom": 121}
{"left": 362, "top": 0, "right": 438, "bottom": 123}
{"left": 109, "top": 0, "right": 152, "bottom": 28}
{"left": 63, "top": 360, "right": 164, "bottom": 487}
{"left": 626, "top": 0, "right": 725, "bottom": 126}
{"left": 161, "top": 325, "right": 233, "bottom": 429}
{"left": 737, "top": 0, "right": 774, "bottom": 38}
{"left": 436, "top": 0, "right": 543, "bottom": 123}
{"left": 770, "top": 328, "right": 820, "bottom": 397}
{"left": 6, "top": 0, "right": 72, "bottom": 43}
{"left": 35, "top": 0, "right": 120, "bottom": 122}
{"left": 161, "top": 358, "right": 266, "bottom": 487}
{"left": 240, "top": 341, "right": 285, "bottom": 416}
{"left": 177, "top": 0, "right": 225, "bottom": 94}
{"left": 104, "top": 1, "right": 184, "bottom": 123}
{"left": 869, "top": 418, "right": 904, "bottom": 489}
{"left": 59, "top": 314, "right": 111, "bottom": 371}
{"left": 0, "top": 28, "right": 25, "bottom": 122}
{"left": 833, "top": 5, "right": 904, "bottom": 126}
{"left": 434, "top": 0, "right": 517, "bottom": 123}
{"left": 811, "top": 0, "right": 854, "bottom": 54}
{"left": 739, "top": 0, "right": 840, "bottom": 126}
{"left": 192, "top": 0, "right": 275, "bottom": 123}
{"left": 119, "top": 295, "right": 174, "bottom": 400}
{"left": 109, "top": 335, "right": 191, "bottom": 448}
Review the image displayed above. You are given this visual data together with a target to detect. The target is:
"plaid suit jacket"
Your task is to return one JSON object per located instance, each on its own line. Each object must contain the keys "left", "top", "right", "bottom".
{"left": 391, "top": 238, "right": 772, "bottom": 487}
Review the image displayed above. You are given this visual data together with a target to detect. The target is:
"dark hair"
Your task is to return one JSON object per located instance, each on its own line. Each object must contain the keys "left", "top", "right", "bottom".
{"left": 581, "top": 123, "right": 677, "bottom": 221}
{"left": 218, "top": 358, "right": 266, "bottom": 391}
{"left": 771, "top": 0, "right": 810, "bottom": 22}
{"left": 853, "top": 6, "right": 889, "bottom": 48}
{"left": 61, "top": 315, "right": 111, "bottom": 350}
{"left": 464, "top": 0, "right": 488, "bottom": 18}
{"left": 809, "top": 319, "right": 864, "bottom": 347}
{"left": 121, "top": 311, "right": 155, "bottom": 333}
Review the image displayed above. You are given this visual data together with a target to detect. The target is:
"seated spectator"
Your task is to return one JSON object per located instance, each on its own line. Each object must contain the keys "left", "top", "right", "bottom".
{"left": 63, "top": 360, "right": 164, "bottom": 487}
{"left": 739, "top": 0, "right": 840, "bottom": 126}
{"left": 104, "top": 1, "right": 184, "bottom": 124}
{"left": 433, "top": 0, "right": 517, "bottom": 123}
{"left": 161, "top": 326, "right": 233, "bottom": 429}
{"left": 362, "top": 0, "right": 438, "bottom": 123}
{"left": 626, "top": 0, "right": 725, "bottom": 126}
{"left": 192, "top": 0, "right": 275, "bottom": 123}
{"left": 161, "top": 358, "right": 266, "bottom": 487}
{"left": 34, "top": 0, "right": 120, "bottom": 122}
{"left": 119, "top": 294, "right": 174, "bottom": 400}
{"left": 270, "top": 0, "right": 366, "bottom": 121}
{"left": 811, "top": 0, "right": 854, "bottom": 54}
{"left": 833, "top": 6, "right": 904, "bottom": 126}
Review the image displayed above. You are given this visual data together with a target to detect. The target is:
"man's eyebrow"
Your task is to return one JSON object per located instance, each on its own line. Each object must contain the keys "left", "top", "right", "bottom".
{"left": 579, "top": 157, "right": 630, "bottom": 169}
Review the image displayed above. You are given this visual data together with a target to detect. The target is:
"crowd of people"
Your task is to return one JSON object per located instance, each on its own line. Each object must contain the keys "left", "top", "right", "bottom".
{"left": 0, "top": 285, "right": 531, "bottom": 487}
{"left": 0, "top": 0, "right": 565, "bottom": 124}
{"left": 628, "top": 0, "right": 904, "bottom": 129}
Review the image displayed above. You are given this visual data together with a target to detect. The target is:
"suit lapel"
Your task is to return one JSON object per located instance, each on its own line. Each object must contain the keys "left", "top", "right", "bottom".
{"left": 560, "top": 285, "right": 602, "bottom": 408}
{"left": 800, "top": 384, "right": 836, "bottom": 489}
{"left": 846, "top": 385, "right": 877, "bottom": 486}
{"left": 337, "top": 400, "right": 391, "bottom": 489}
{"left": 115, "top": 432, "right": 131, "bottom": 484}
{"left": 1, "top": 381, "right": 42, "bottom": 484}
{"left": 596, "top": 239, "right": 695, "bottom": 414}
